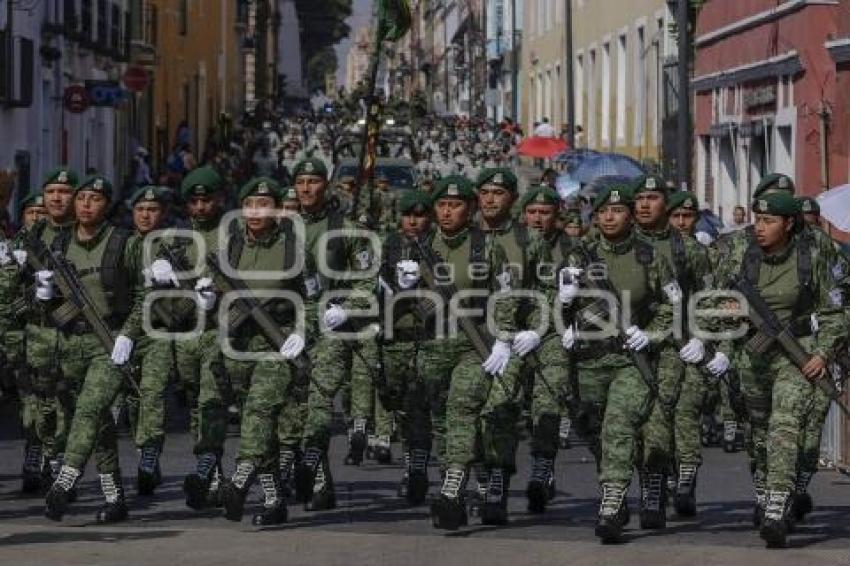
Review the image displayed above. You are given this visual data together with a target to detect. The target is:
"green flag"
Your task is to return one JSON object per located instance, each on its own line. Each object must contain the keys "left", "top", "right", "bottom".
{"left": 377, "top": 0, "right": 412, "bottom": 43}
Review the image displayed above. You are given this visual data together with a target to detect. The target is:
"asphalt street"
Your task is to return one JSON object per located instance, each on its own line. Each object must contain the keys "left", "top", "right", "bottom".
{"left": 0, "top": 397, "right": 849, "bottom": 566}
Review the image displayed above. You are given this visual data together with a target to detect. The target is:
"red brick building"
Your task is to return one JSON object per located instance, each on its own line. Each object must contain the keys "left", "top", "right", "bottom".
{"left": 692, "top": 0, "right": 850, "bottom": 225}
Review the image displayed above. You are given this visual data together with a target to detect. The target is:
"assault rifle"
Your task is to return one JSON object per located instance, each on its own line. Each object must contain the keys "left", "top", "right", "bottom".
{"left": 734, "top": 276, "right": 850, "bottom": 418}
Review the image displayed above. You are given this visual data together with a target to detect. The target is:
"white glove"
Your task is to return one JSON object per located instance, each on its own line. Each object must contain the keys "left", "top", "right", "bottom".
{"left": 144, "top": 259, "right": 179, "bottom": 288}
{"left": 512, "top": 331, "right": 541, "bottom": 357}
{"left": 396, "top": 260, "right": 420, "bottom": 290}
{"left": 111, "top": 335, "right": 134, "bottom": 366}
{"left": 706, "top": 351, "right": 730, "bottom": 378}
{"left": 279, "top": 334, "right": 306, "bottom": 360}
{"left": 624, "top": 326, "right": 650, "bottom": 352}
{"left": 323, "top": 304, "right": 348, "bottom": 330}
{"left": 561, "top": 326, "right": 577, "bottom": 351}
{"left": 194, "top": 277, "right": 217, "bottom": 311}
{"left": 695, "top": 231, "right": 714, "bottom": 246}
{"left": 679, "top": 338, "right": 705, "bottom": 364}
{"left": 482, "top": 340, "right": 512, "bottom": 376}
{"left": 35, "top": 270, "right": 55, "bottom": 301}
{"left": 558, "top": 267, "right": 583, "bottom": 304}
{"left": 13, "top": 250, "right": 27, "bottom": 267}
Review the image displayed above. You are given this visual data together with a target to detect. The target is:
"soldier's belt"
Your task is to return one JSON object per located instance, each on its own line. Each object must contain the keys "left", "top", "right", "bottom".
{"left": 62, "top": 318, "right": 121, "bottom": 336}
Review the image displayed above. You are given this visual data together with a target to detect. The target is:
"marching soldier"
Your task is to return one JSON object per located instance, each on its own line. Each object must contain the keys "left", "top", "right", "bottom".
{"left": 559, "top": 183, "right": 678, "bottom": 543}
{"left": 42, "top": 175, "right": 146, "bottom": 523}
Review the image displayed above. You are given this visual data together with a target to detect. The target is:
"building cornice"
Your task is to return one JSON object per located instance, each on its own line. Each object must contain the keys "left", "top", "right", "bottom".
{"left": 692, "top": 51, "right": 802, "bottom": 92}
{"left": 695, "top": 0, "right": 838, "bottom": 48}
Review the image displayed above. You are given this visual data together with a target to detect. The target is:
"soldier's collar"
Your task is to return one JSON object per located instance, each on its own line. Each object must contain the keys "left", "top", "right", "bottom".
{"left": 301, "top": 204, "right": 332, "bottom": 224}
{"left": 438, "top": 226, "right": 470, "bottom": 250}
{"left": 191, "top": 214, "right": 222, "bottom": 233}
{"left": 598, "top": 231, "right": 636, "bottom": 255}
{"left": 245, "top": 222, "right": 281, "bottom": 246}
{"left": 73, "top": 221, "right": 111, "bottom": 248}
{"left": 636, "top": 224, "right": 671, "bottom": 242}
{"left": 762, "top": 238, "right": 796, "bottom": 264}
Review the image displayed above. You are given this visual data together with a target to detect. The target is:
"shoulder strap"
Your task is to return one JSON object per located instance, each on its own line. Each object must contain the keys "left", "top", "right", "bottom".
{"left": 634, "top": 238, "right": 654, "bottom": 266}
{"left": 227, "top": 227, "right": 245, "bottom": 268}
{"left": 740, "top": 242, "right": 763, "bottom": 284}
{"left": 49, "top": 227, "right": 72, "bottom": 255}
{"left": 792, "top": 235, "right": 814, "bottom": 318}
{"left": 279, "top": 217, "right": 297, "bottom": 272}
{"left": 469, "top": 226, "right": 486, "bottom": 265}
{"left": 670, "top": 230, "right": 688, "bottom": 283}
{"left": 101, "top": 227, "right": 132, "bottom": 318}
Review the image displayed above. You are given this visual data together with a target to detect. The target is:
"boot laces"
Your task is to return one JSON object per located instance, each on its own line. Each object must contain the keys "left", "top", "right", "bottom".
{"left": 723, "top": 421, "right": 737, "bottom": 441}
{"left": 559, "top": 417, "right": 571, "bottom": 439}
{"left": 530, "top": 457, "right": 554, "bottom": 484}
{"left": 196, "top": 453, "right": 217, "bottom": 480}
{"left": 139, "top": 446, "right": 159, "bottom": 474}
{"left": 441, "top": 468, "right": 466, "bottom": 500}
{"left": 410, "top": 449, "right": 429, "bottom": 473}
{"left": 600, "top": 484, "right": 626, "bottom": 516}
{"left": 279, "top": 450, "right": 296, "bottom": 481}
{"left": 754, "top": 485, "right": 766, "bottom": 506}
{"left": 24, "top": 445, "right": 43, "bottom": 472}
{"left": 303, "top": 447, "right": 322, "bottom": 473}
{"left": 678, "top": 464, "right": 698, "bottom": 489}
{"left": 764, "top": 491, "right": 789, "bottom": 521}
{"left": 644, "top": 474, "right": 663, "bottom": 510}
{"left": 487, "top": 468, "right": 505, "bottom": 500}
{"left": 258, "top": 473, "right": 280, "bottom": 507}
{"left": 231, "top": 462, "right": 256, "bottom": 490}
{"left": 352, "top": 418, "right": 367, "bottom": 434}
{"left": 99, "top": 473, "right": 121, "bottom": 504}
{"left": 313, "top": 460, "right": 326, "bottom": 492}
{"left": 55, "top": 465, "right": 81, "bottom": 491}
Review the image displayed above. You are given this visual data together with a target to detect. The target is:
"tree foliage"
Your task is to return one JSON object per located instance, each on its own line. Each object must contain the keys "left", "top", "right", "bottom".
{"left": 306, "top": 47, "right": 339, "bottom": 93}
{"left": 295, "top": 0, "right": 353, "bottom": 54}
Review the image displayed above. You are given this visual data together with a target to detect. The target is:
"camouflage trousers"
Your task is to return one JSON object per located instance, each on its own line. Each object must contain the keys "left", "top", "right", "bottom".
{"left": 3, "top": 329, "right": 40, "bottom": 448}
{"left": 740, "top": 346, "right": 819, "bottom": 492}
{"left": 126, "top": 336, "right": 174, "bottom": 450}
{"left": 236, "top": 334, "right": 307, "bottom": 472}
{"left": 377, "top": 340, "right": 430, "bottom": 452}
{"left": 25, "top": 323, "right": 73, "bottom": 462}
{"left": 417, "top": 337, "right": 524, "bottom": 473}
{"left": 350, "top": 338, "right": 394, "bottom": 438}
{"left": 796, "top": 384, "right": 832, "bottom": 488}
{"left": 638, "top": 348, "right": 707, "bottom": 470}
{"left": 529, "top": 333, "right": 573, "bottom": 458}
{"left": 60, "top": 333, "right": 123, "bottom": 474}
{"left": 573, "top": 361, "right": 655, "bottom": 486}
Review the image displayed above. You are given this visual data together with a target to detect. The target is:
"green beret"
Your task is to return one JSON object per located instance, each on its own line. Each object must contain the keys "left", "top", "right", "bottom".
{"left": 667, "top": 191, "right": 699, "bottom": 212}
{"left": 21, "top": 191, "right": 45, "bottom": 210}
{"left": 180, "top": 166, "right": 223, "bottom": 198}
{"left": 753, "top": 173, "right": 795, "bottom": 199}
{"left": 42, "top": 167, "right": 79, "bottom": 189}
{"left": 75, "top": 175, "right": 113, "bottom": 201}
{"left": 798, "top": 196, "right": 820, "bottom": 215}
{"left": 632, "top": 175, "right": 668, "bottom": 199}
{"left": 752, "top": 192, "right": 800, "bottom": 216}
{"left": 432, "top": 175, "right": 476, "bottom": 202}
{"left": 519, "top": 185, "right": 559, "bottom": 210}
{"left": 282, "top": 186, "right": 298, "bottom": 201}
{"left": 477, "top": 168, "right": 518, "bottom": 193}
{"left": 239, "top": 177, "right": 282, "bottom": 203}
{"left": 128, "top": 185, "right": 168, "bottom": 207}
{"left": 292, "top": 158, "right": 328, "bottom": 179}
{"left": 399, "top": 191, "right": 433, "bottom": 215}
{"left": 593, "top": 183, "right": 633, "bottom": 212}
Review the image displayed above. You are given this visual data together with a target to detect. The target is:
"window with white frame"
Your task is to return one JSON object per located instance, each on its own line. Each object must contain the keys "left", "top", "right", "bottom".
{"left": 602, "top": 41, "right": 611, "bottom": 145}
{"left": 616, "top": 32, "right": 628, "bottom": 143}
{"left": 575, "top": 53, "right": 584, "bottom": 130}
{"left": 635, "top": 25, "right": 646, "bottom": 146}
{"left": 589, "top": 48, "right": 597, "bottom": 145}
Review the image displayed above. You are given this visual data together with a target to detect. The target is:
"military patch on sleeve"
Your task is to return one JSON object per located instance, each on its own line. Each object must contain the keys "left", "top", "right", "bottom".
{"left": 831, "top": 261, "right": 847, "bottom": 281}
{"left": 828, "top": 288, "right": 844, "bottom": 307}
{"left": 0, "top": 242, "right": 10, "bottom": 266}
{"left": 304, "top": 274, "right": 322, "bottom": 298}
{"left": 356, "top": 249, "right": 372, "bottom": 270}
{"left": 663, "top": 280, "right": 683, "bottom": 304}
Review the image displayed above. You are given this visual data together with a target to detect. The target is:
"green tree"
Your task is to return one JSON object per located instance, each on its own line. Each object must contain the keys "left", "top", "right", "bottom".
{"left": 306, "top": 47, "right": 339, "bottom": 93}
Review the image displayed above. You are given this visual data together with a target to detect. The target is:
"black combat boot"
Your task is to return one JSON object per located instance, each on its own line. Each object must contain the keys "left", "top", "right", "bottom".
{"left": 96, "top": 471, "right": 129, "bottom": 523}
{"left": 526, "top": 455, "right": 555, "bottom": 514}
{"left": 45, "top": 465, "right": 81, "bottom": 521}
{"left": 344, "top": 418, "right": 367, "bottom": 466}
{"left": 293, "top": 448, "right": 313, "bottom": 503}
{"left": 50, "top": 454, "right": 77, "bottom": 503}
{"left": 481, "top": 468, "right": 510, "bottom": 525}
{"left": 722, "top": 421, "right": 739, "bottom": 453}
{"left": 467, "top": 465, "right": 488, "bottom": 519}
{"left": 405, "top": 449, "right": 430, "bottom": 505}
{"left": 21, "top": 443, "right": 44, "bottom": 494}
{"left": 252, "top": 473, "right": 288, "bottom": 526}
{"left": 184, "top": 452, "right": 218, "bottom": 510}
{"left": 639, "top": 471, "right": 666, "bottom": 529}
{"left": 278, "top": 449, "right": 297, "bottom": 501}
{"left": 558, "top": 416, "right": 572, "bottom": 450}
{"left": 760, "top": 490, "right": 792, "bottom": 548}
{"left": 222, "top": 461, "right": 257, "bottom": 521}
{"left": 674, "top": 463, "right": 698, "bottom": 517}
{"left": 753, "top": 483, "right": 766, "bottom": 528}
{"left": 595, "top": 483, "right": 630, "bottom": 543}
{"left": 304, "top": 449, "right": 336, "bottom": 511}
{"left": 430, "top": 466, "right": 468, "bottom": 530}
{"left": 373, "top": 435, "right": 393, "bottom": 465}
{"left": 793, "top": 471, "right": 814, "bottom": 522}
{"left": 137, "top": 445, "right": 162, "bottom": 496}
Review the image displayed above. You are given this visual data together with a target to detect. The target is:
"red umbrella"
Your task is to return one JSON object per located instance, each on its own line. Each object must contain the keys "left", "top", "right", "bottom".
{"left": 517, "top": 136, "right": 569, "bottom": 158}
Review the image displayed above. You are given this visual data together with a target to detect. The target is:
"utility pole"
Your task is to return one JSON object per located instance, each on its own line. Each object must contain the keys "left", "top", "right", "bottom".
{"left": 565, "top": 0, "right": 575, "bottom": 148}
{"left": 511, "top": 0, "right": 518, "bottom": 121}
{"left": 676, "top": 0, "right": 692, "bottom": 189}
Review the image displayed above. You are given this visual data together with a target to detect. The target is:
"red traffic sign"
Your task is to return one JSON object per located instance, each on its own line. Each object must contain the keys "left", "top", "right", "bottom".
{"left": 63, "top": 85, "right": 90, "bottom": 114}
{"left": 123, "top": 66, "right": 149, "bottom": 92}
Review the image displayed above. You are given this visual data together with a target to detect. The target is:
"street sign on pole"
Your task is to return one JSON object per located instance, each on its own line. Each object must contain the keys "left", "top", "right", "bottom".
{"left": 63, "top": 85, "right": 90, "bottom": 114}
{"left": 123, "top": 66, "right": 149, "bottom": 92}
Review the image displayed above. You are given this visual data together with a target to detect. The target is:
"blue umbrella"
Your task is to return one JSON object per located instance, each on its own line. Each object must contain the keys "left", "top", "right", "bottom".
{"left": 569, "top": 153, "right": 645, "bottom": 184}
